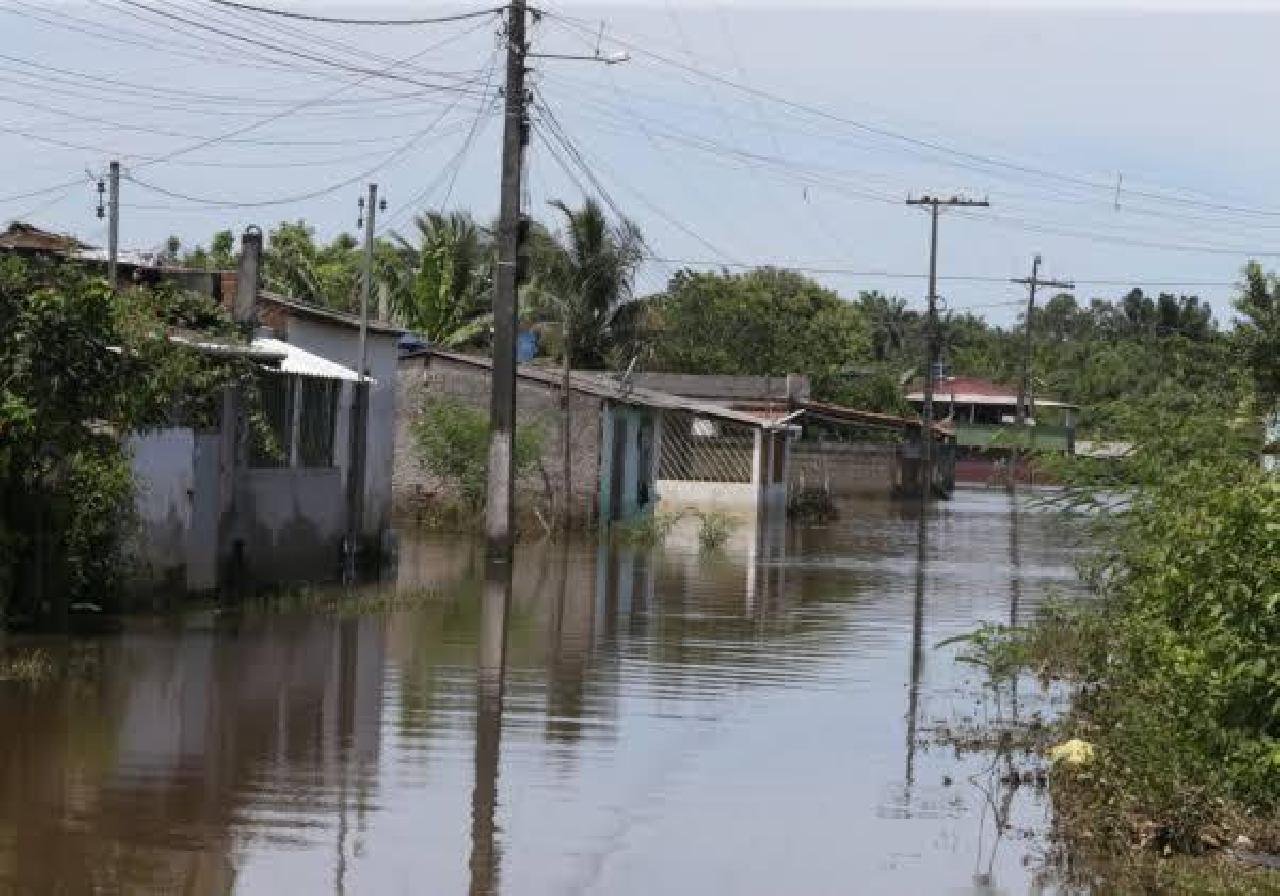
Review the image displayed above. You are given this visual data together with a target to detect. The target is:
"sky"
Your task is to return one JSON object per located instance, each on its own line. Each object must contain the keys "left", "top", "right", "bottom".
{"left": 5, "top": 1, "right": 1280, "bottom": 326}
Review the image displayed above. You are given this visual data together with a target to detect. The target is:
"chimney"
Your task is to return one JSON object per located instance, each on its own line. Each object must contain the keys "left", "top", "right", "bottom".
{"left": 785, "top": 374, "right": 809, "bottom": 403}
{"left": 233, "top": 226, "right": 262, "bottom": 330}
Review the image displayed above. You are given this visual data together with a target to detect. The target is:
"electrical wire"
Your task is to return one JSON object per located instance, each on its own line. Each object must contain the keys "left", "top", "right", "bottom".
{"left": 542, "top": 9, "right": 1280, "bottom": 221}
{"left": 209, "top": 0, "right": 503, "bottom": 26}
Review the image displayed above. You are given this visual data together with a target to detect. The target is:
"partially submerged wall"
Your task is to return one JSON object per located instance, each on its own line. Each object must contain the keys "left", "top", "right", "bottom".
{"left": 394, "top": 355, "right": 605, "bottom": 523}
{"left": 789, "top": 442, "right": 899, "bottom": 498}
{"left": 127, "top": 428, "right": 196, "bottom": 594}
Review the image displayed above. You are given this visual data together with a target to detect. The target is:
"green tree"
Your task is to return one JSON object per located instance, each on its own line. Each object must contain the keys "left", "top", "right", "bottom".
{"left": 262, "top": 221, "right": 362, "bottom": 312}
{"left": 647, "top": 267, "right": 870, "bottom": 397}
{"left": 388, "top": 211, "right": 492, "bottom": 346}
{"left": 411, "top": 395, "right": 542, "bottom": 513}
{"left": 526, "top": 198, "right": 645, "bottom": 369}
{"left": 0, "top": 255, "right": 251, "bottom": 628}
{"left": 1236, "top": 262, "right": 1280, "bottom": 406}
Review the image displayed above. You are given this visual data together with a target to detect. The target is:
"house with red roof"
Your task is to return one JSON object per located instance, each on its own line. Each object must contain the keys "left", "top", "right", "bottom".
{"left": 906, "top": 375, "right": 1078, "bottom": 484}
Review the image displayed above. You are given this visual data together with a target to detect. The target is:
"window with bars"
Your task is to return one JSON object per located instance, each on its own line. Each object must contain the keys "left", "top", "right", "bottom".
{"left": 298, "top": 377, "right": 339, "bottom": 467}
{"left": 248, "top": 371, "right": 341, "bottom": 469}
{"left": 249, "top": 371, "right": 294, "bottom": 468}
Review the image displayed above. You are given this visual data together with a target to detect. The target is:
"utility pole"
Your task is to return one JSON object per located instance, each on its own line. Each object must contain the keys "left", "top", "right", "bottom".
{"left": 107, "top": 160, "right": 120, "bottom": 290}
{"left": 345, "top": 183, "right": 381, "bottom": 581}
{"left": 1009, "top": 255, "right": 1073, "bottom": 491}
{"left": 905, "top": 194, "right": 989, "bottom": 501}
{"left": 485, "top": 0, "right": 529, "bottom": 563}
{"left": 357, "top": 183, "right": 378, "bottom": 380}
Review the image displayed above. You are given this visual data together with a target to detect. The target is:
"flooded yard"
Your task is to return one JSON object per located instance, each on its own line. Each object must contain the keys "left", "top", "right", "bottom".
{"left": 0, "top": 490, "right": 1088, "bottom": 894}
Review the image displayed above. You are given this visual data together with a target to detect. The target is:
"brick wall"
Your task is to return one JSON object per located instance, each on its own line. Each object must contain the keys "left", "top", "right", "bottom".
{"left": 394, "top": 355, "right": 605, "bottom": 523}
{"left": 789, "top": 442, "right": 900, "bottom": 498}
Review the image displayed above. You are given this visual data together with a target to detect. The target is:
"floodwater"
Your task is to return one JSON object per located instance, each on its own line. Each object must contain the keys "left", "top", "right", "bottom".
{"left": 0, "top": 489, "right": 1089, "bottom": 895}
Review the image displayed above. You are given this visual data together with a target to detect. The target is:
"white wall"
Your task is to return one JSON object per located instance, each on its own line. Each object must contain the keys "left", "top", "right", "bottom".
{"left": 279, "top": 316, "right": 399, "bottom": 541}
{"left": 128, "top": 427, "right": 195, "bottom": 589}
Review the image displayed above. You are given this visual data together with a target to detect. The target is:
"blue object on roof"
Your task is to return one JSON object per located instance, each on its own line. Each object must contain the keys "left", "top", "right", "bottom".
{"left": 516, "top": 329, "right": 539, "bottom": 363}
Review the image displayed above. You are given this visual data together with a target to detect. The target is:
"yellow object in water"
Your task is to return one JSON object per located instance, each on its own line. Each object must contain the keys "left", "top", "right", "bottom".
{"left": 1047, "top": 739, "right": 1096, "bottom": 766}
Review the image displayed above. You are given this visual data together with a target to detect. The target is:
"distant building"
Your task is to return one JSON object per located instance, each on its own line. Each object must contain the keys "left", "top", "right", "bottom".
{"left": 395, "top": 350, "right": 796, "bottom": 524}
{"left": 905, "top": 375, "right": 1077, "bottom": 485}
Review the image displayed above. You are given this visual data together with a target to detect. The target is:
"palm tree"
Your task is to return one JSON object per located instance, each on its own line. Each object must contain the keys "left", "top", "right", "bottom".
{"left": 525, "top": 198, "right": 645, "bottom": 526}
{"left": 388, "top": 211, "right": 493, "bottom": 347}
{"left": 527, "top": 199, "right": 645, "bottom": 369}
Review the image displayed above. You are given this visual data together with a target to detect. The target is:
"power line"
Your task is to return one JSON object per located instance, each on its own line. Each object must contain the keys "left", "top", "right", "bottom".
{"left": 210, "top": 0, "right": 503, "bottom": 26}
{"left": 544, "top": 10, "right": 1280, "bottom": 222}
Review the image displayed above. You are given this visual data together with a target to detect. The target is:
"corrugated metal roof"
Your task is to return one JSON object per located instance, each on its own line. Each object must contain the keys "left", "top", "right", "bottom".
{"left": 405, "top": 349, "right": 784, "bottom": 429}
{"left": 253, "top": 337, "right": 362, "bottom": 382}
{"left": 906, "top": 375, "right": 1077, "bottom": 409}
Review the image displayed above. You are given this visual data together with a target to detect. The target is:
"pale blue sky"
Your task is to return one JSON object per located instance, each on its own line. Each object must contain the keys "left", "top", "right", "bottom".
{"left": 4, "top": 1, "right": 1280, "bottom": 324}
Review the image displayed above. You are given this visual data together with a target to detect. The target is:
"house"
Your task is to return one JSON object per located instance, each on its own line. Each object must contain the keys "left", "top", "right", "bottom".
{"left": 395, "top": 350, "right": 796, "bottom": 524}
{"left": 905, "top": 375, "right": 1077, "bottom": 485}
{"left": 127, "top": 331, "right": 364, "bottom": 593}
{"left": 2, "top": 223, "right": 401, "bottom": 592}
{"left": 628, "top": 373, "right": 955, "bottom": 499}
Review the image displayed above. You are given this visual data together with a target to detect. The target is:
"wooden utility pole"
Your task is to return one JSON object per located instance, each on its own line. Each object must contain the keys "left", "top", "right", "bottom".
{"left": 106, "top": 160, "right": 120, "bottom": 290}
{"left": 1009, "top": 255, "right": 1073, "bottom": 490}
{"left": 905, "top": 195, "right": 988, "bottom": 501}
{"left": 486, "top": 0, "right": 529, "bottom": 563}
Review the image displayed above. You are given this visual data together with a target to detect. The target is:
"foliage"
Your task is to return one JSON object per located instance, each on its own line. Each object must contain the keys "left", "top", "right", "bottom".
{"left": 1236, "top": 262, "right": 1280, "bottom": 404}
{"left": 695, "top": 510, "right": 736, "bottom": 552}
{"left": 645, "top": 267, "right": 870, "bottom": 399}
{"left": 388, "top": 211, "right": 493, "bottom": 346}
{"left": 410, "top": 395, "right": 543, "bottom": 512}
{"left": 0, "top": 255, "right": 254, "bottom": 628}
{"left": 261, "top": 220, "right": 364, "bottom": 312}
{"left": 612, "top": 511, "right": 682, "bottom": 547}
{"left": 525, "top": 198, "right": 645, "bottom": 370}
{"left": 180, "top": 229, "right": 235, "bottom": 271}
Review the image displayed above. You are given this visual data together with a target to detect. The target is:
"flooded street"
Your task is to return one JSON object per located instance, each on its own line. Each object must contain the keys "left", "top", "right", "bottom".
{"left": 0, "top": 490, "right": 1087, "bottom": 894}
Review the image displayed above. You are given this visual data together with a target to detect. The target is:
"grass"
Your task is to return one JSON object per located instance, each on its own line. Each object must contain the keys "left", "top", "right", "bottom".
{"left": 238, "top": 587, "right": 445, "bottom": 617}
{"left": 945, "top": 603, "right": 1280, "bottom": 894}
{"left": 0, "top": 648, "right": 55, "bottom": 683}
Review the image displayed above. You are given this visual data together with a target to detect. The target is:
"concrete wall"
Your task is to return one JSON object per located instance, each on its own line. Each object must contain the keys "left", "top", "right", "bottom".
{"left": 128, "top": 427, "right": 196, "bottom": 592}
{"left": 597, "top": 403, "right": 658, "bottom": 522}
{"left": 394, "top": 355, "right": 605, "bottom": 523}
{"left": 279, "top": 316, "right": 398, "bottom": 541}
{"left": 225, "top": 468, "right": 346, "bottom": 583}
{"left": 789, "top": 442, "right": 900, "bottom": 498}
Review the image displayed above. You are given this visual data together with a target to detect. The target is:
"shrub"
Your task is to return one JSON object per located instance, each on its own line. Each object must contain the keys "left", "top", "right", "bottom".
{"left": 411, "top": 395, "right": 543, "bottom": 513}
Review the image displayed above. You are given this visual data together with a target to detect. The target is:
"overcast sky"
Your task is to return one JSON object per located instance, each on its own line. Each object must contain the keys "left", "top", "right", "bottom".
{"left": 4, "top": 1, "right": 1280, "bottom": 325}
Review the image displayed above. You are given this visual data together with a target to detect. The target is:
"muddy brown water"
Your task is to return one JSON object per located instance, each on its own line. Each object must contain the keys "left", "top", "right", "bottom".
{"left": 0, "top": 490, "right": 1089, "bottom": 894}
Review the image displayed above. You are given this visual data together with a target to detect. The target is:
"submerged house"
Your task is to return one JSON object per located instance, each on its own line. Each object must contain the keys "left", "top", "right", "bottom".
{"left": 395, "top": 350, "right": 795, "bottom": 524}
{"left": 2, "top": 222, "right": 402, "bottom": 593}
{"left": 906, "top": 375, "right": 1077, "bottom": 484}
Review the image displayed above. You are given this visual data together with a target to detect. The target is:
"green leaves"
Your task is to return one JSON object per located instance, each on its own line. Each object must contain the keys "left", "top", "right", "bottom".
{"left": 410, "top": 395, "right": 543, "bottom": 512}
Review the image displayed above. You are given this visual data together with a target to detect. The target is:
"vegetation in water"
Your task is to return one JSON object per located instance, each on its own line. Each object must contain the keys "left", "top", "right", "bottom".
{"left": 611, "top": 512, "right": 681, "bottom": 547}
{"left": 695, "top": 511, "right": 736, "bottom": 553}
{"left": 0, "top": 647, "right": 55, "bottom": 683}
{"left": 0, "top": 255, "right": 260, "bottom": 629}
{"left": 410, "top": 394, "right": 545, "bottom": 515}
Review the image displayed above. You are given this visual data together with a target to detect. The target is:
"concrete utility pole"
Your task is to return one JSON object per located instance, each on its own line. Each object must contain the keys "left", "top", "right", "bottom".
{"left": 905, "top": 194, "right": 989, "bottom": 501}
{"left": 358, "top": 183, "right": 378, "bottom": 380}
{"left": 1009, "top": 255, "right": 1073, "bottom": 491}
{"left": 107, "top": 160, "right": 120, "bottom": 290}
{"left": 345, "top": 184, "right": 380, "bottom": 581}
{"left": 485, "top": 0, "right": 529, "bottom": 563}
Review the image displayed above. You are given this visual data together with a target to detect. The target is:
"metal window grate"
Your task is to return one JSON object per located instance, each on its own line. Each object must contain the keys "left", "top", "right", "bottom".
{"left": 658, "top": 410, "right": 755, "bottom": 483}
{"left": 297, "top": 377, "right": 339, "bottom": 467}
{"left": 249, "top": 371, "right": 294, "bottom": 468}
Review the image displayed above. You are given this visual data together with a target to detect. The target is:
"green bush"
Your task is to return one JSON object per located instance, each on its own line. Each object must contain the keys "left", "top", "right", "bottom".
{"left": 696, "top": 511, "right": 736, "bottom": 553}
{"left": 411, "top": 395, "right": 543, "bottom": 513}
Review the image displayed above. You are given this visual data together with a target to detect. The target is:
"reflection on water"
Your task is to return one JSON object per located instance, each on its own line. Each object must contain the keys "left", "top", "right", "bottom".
{"left": 0, "top": 491, "right": 1087, "bottom": 894}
